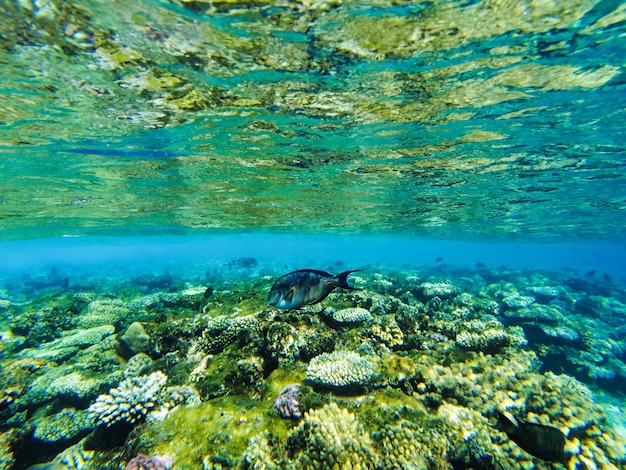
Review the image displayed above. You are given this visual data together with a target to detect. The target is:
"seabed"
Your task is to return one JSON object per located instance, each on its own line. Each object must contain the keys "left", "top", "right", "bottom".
{"left": 1, "top": 250, "right": 626, "bottom": 469}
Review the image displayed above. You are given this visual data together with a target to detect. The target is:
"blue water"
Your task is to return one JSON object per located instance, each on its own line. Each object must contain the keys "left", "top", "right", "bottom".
{"left": 1, "top": 235, "right": 625, "bottom": 280}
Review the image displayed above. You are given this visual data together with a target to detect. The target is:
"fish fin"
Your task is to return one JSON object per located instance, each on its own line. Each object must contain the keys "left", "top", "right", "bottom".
{"left": 334, "top": 270, "right": 361, "bottom": 290}
{"left": 495, "top": 411, "right": 519, "bottom": 434}
{"left": 285, "top": 286, "right": 296, "bottom": 301}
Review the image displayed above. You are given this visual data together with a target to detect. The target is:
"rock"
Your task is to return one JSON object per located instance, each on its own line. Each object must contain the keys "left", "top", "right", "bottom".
{"left": 502, "top": 294, "right": 535, "bottom": 310}
{"left": 537, "top": 325, "right": 580, "bottom": 342}
{"left": 42, "top": 325, "right": 115, "bottom": 350}
{"left": 526, "top": 286, "right": 561, "bottom": 303}
{"left": 118, "top": 322, "right": 151, "bottom": 359}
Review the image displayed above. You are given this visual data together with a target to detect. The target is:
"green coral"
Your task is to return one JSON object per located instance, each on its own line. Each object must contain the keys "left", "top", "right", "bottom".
{"left": 455, "top": 319, "right": 526, "bottom": 353}
{"left": 287, "top": 403, "right": 379, "bottom": 470}
{"left": 197, "top": 314, "right": 263, "bottom": 355}
{"left": 32, "top": 408, "right": 92, "bottom": 444}
{"left": 131, "top": 395, "right": 286, "bottom": 468}
{"left": 372, "top": 421, "right": 428, "bottom": 469}
{"left": 41, "top": 324, "right": 115, "bottom": 350}
{"left": 78, "top": 299, "right": 131, "bottom": 328}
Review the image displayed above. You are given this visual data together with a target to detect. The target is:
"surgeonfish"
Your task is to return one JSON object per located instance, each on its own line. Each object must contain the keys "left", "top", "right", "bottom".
{"left": 495, "top": 411, "right": 566, "bottom": 462}
{"left": 268, "top": 269, "right": 360, "bottom": 309}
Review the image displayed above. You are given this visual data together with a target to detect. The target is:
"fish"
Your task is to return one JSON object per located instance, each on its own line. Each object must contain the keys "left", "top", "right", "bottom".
{"left": 228, "top": 257, "right": 258, "bottom": 268}
{"left": 494, "top": 411, "right": 565, "bottom": 462}
{"left": 268, "top": 269, "right": 360, "bottom": 309}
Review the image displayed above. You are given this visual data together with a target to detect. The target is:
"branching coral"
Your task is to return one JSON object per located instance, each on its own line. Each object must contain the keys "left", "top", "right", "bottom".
{"left": 87, "top": 371, "right": 168, "bottom": 427}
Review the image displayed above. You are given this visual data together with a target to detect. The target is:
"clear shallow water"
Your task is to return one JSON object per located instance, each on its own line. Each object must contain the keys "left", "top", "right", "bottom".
{"left": 1, "top": 234, "right": 626, "bottom": 279}
{"left": 2, "top": 0, "right": 626, "bottom": 468}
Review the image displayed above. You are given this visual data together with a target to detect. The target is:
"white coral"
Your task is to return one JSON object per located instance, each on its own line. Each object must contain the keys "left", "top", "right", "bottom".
{"left": 306, "top": 350, "right": 375, "bottom": 389}
{"left": 87, "top": 371, "right": 167, "bottom": 427}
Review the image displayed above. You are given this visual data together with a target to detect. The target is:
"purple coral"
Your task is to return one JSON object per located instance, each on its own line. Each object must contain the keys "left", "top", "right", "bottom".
{"left": 274, "top": 383, "right": 302, "bottom": 419}
{"left": 125, "top": 454, "right": 173, "bottom": 470}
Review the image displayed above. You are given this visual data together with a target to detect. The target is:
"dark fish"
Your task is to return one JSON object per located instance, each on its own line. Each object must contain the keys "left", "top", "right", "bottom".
{"left": 495, "top": 411, "right": 565, "bottom": 462}
{"left": 229, "top": 257, "right": 258, "bottom": 269}
{"left": 268, "top": 269, "right": 360, "bottom": 309}
{"left": 435, "top": 257, "right": 443, "bottom": 262}
{"left": 603, "top": 272, "right": 612, "bottom": 283}
{"left": 585, "top": 269, "right": 596, "bottom": 277}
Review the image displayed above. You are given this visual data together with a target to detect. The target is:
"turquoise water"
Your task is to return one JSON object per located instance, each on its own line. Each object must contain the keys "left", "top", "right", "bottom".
{"left": 1, "top": 0, "right": 626, "bottom": 468}
{"left": 1, "top": 0, "right": 626, "bottom": 238}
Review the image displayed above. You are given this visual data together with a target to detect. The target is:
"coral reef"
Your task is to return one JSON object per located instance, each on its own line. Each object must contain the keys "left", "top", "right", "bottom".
{"left": 305, "top": 350, "right": 376, "bottom": 392}
{"left": 274, "top": 384, "right": 302, "bottom": 420}
{"left": 1, "top": 265, "right": 625, "bottom": 469}
{"left": 455, "top": 319, "right": 526, "bottom": 353}
{"left": 265, "top": 317, "right": 335, "bottom": 367}
{"left": 24, "top": 366, "right": 107, "bottom": 406}
{"left": 197, "top": 314, "right": 262, "bottom": 355}
{"left": 32, "top": 408, "right": 93, "bottom": 444}
{"left": 368, "top": 315, "right": 405, "bottom": 350}
{"left": 323, "top": 307, "right": 372, "bottom": 326}
{"left": 287, "top": 403, "right": 379, "bottom": 469}
{"left": 124, "top": 353, "right": 155, "bottom": 378}
{"left": 502, "top": 294, "right": 536, "bottom": 310}
{"left": 87, "top": 371, "right": 168, "bottom": 427}
{"left": 373, "top": 420, "right": 428, "bottom": 469}
{"left": 418, "top": 281, "right": 460, "bottom": 300}
{"left": 79, "top": 300, "right": 131, "bottom": 329}
{"left": 41, "top": 324, "right": 115, "bottom": 350}
{"left": 125, "top": 453, "right": 173, "bottom": 470}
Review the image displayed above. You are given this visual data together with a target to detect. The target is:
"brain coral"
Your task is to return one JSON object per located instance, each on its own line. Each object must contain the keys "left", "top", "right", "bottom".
{"left": 306, "top": 350, "right": 376, "bottom": 391}
{"left": 87, "top": 371, "right": 167, "bottom": 427}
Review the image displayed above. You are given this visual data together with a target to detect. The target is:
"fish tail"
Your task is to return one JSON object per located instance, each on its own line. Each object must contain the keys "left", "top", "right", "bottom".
{"left": 334, "top": 270, "right": 361, "bottom": 290}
